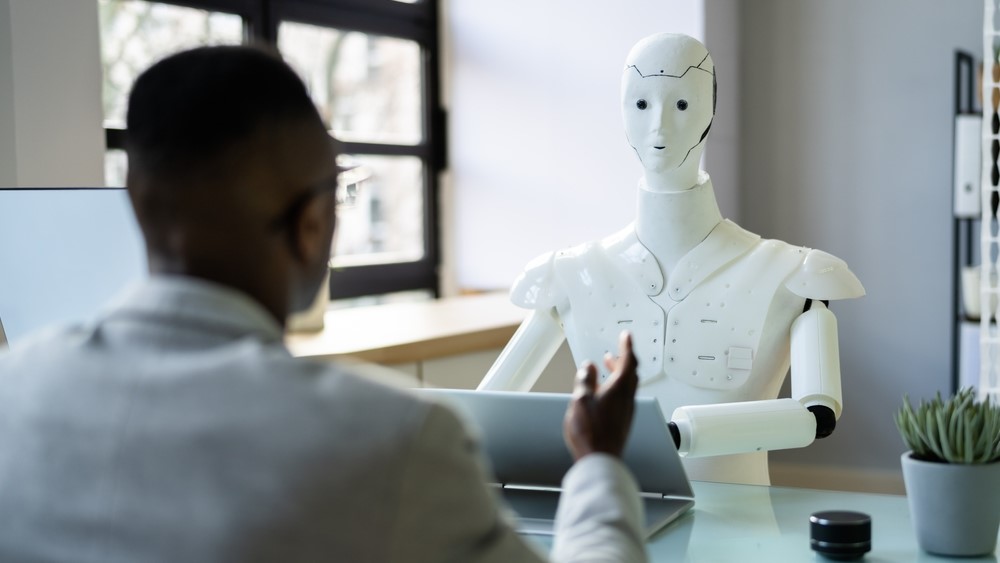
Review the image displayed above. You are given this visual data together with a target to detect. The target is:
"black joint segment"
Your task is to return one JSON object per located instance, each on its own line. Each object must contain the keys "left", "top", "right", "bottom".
{"left": 809, "top": 405, "right": 837, "bottom": 439}
{"left": 668, "top": 421, "right": 681, "bottom": 448}
{"left": 802, "top": 299, "right": 832, "bottom": 313}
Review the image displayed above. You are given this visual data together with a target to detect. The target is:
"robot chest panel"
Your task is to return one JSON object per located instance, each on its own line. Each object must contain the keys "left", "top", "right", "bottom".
{"left": 655, "top": 281, "right": 769, "bottom": 390}
{"left": 559, "top": 258, "right": 796, "bottom": 391}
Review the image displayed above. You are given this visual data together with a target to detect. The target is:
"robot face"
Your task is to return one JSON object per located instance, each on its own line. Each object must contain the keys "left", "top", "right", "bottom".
{"left": 621, "top": 67, "right": 714, "bottom": 175}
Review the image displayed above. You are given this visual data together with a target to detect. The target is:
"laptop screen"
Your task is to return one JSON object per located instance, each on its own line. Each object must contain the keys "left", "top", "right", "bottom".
{"left": 421, "top": 389, "right": 693, "bottom": 499}
{"left": 0, "top": 188, "right": 147, "bottom": 348}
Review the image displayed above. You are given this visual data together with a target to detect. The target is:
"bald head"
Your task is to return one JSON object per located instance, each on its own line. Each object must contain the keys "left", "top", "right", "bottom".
{"left": 624, "top": 33, "right": 714, "bottom": 79}
{"left": 125, "top": 46, "right": 338, "bottom": 324}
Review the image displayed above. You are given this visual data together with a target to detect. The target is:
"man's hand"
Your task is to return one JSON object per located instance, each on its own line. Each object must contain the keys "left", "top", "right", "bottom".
{"left": 563, "top": 331, "right": 639, "bottom": 460}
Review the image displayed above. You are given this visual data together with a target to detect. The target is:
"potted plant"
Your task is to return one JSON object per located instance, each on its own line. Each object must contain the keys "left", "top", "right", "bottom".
{"left": 895, "top": 387, "right": 1000, "bottom": 557}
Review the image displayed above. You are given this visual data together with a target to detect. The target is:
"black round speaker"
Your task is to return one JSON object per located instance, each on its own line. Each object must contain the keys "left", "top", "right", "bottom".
{"left": 809, "top": 510, "right": 871, "bottom": 560}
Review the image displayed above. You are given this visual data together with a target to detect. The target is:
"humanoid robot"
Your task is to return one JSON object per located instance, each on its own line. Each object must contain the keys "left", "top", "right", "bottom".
{"left": 478, "top": 33, "right": 865, "bottom": 485}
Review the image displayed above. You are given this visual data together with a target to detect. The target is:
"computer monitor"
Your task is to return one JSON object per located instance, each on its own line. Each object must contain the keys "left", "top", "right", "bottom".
{"left": 0, "top": 188, "right": 147, "bottom": 349}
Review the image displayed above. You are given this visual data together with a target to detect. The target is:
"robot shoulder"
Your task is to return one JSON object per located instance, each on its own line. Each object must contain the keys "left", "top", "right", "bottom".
{"left": 510, "top": 251, "right": 557, "bottom": 309}
{"left": 784, "top": 248, "right": 865, "bottom": 301}
{"left": 510, "top": 242, "right": 597, "bottom": 309}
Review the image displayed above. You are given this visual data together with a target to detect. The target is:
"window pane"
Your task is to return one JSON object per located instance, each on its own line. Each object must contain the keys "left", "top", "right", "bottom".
{"left": 333, "top": 155, "right": 424, "bottom": 266}
{"left": 104, "top": 149, "right": 128, "bottom": 187}
{"left": 98, "top": 0, "right": 243, "bottom": 129}
{"left": 278, "top": 22, "right": 423, "bottom": 145}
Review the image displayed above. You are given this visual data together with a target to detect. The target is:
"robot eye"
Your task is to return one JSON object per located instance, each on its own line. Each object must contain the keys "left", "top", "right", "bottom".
{"left": 636, "top": 99, "right": 647, "bottom": 110}
{"left": 676, "top": 99, "right": 689, "bottom": 111}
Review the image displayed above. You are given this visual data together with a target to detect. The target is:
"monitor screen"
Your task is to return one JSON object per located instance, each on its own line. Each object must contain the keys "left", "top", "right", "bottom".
{"left": 0, "top": 188, "right": 147, "bottom": 348}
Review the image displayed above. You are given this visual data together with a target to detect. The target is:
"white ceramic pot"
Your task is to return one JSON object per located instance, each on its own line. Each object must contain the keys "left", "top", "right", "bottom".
{"left": 901, "top": 452, "right": 1000, "bottom": 557}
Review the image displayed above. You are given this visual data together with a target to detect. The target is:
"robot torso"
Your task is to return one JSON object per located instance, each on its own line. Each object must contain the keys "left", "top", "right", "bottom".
{"left": 511, "top": 219, "right": 861, "bottom": 414}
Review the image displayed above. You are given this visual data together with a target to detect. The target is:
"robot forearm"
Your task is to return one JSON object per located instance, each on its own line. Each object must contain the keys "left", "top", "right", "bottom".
{"left": 670, "top": 399, "right": 816, "bottom": 458}
{"left": 477, "top": 309, "right": 564, "bottom": 392}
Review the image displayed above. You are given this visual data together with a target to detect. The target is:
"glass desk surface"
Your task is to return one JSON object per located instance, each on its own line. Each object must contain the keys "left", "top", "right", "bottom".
{"left": 535, "top": 480, "right": 999, "bottom": 562}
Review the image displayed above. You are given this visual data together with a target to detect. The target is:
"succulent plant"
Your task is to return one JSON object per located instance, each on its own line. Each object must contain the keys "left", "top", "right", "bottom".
{"left": 895, "top": 387, "right": 1000, "bottom": 464}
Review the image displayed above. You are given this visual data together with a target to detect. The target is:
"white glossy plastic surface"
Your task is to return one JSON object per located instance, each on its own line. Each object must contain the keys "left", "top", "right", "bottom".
{"left": 672, "top": 398, "right": 816, "bottom": 458}
{"left": 621, "top": 34, "right": 714, "bottom": 193}
{"left": 790, "top": 302, "right": 843, "bottom": 417}
{"left": 481, "top": 33, "right": 864, "bottom": 483}
{"left": 784, "top": 249, "right": 865, "bottom": 301}
{"left": 479, "top": 309, "right": 564, "bottom": 392}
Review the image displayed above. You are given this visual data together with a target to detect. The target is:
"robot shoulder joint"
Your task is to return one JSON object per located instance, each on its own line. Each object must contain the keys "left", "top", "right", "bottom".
{"left": 510, "top": 251, "right": 559, "bottom": 309}
{"left": 784, "top": 249, "right": 865, "bottom": 301}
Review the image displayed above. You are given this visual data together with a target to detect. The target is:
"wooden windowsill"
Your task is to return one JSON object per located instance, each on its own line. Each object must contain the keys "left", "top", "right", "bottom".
{"left": 285, "top": 292, "right": 525, "bottom": 365}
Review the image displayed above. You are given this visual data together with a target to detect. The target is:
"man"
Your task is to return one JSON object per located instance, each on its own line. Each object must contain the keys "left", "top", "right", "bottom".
{"left": 0, "top": 46, "right": 646, "bottom": 562}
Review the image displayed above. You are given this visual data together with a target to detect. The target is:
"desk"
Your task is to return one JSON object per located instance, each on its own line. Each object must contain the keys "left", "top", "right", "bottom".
{"left": 535, "top": 481, "right": 997, "bottom": 561}
{"left": 645, "top": 481, "right": 996, "bottom": 561}
{"left": 285, "top": 293, "right": 578, "bottom": 391}
{"left": 286, "top": 292, "right": 525, "bottom": 365}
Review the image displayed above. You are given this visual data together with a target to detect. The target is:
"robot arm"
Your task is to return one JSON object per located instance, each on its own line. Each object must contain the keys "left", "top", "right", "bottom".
{"left": 669, "top": 301, "right": 844, "bottom": 457}
{"left": 790, "top": 300, "right": 842, "bottom": 437}
{"left": 478, "top": 308, "right": 565, "bottom": 391}
{"left": 479, "top": 249, "right": 570, "bottom": 391}
{"left": 670, "top": 398, "right": 816, "bottom": 458}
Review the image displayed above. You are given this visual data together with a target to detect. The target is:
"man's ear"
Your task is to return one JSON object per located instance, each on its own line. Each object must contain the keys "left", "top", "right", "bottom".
{"left": 290, "top": 193, "right": 335, "bottom": 265}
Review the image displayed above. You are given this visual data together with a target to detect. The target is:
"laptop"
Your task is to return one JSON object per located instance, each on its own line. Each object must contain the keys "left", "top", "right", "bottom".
{"left": 420, "top": 389, "right": 694, "bottom": 538}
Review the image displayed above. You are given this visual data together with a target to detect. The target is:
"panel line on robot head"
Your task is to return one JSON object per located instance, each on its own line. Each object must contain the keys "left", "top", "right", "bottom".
{"left": 623, "top": 32, "right": 717, "bottom": 113}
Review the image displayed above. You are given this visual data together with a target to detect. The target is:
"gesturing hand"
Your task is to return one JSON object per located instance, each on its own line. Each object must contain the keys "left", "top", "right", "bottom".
{"left": 563, "top": 331, "right": 639, "bottom": 460}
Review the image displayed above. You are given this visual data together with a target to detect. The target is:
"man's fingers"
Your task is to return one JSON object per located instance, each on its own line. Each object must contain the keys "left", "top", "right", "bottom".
{"left": 603, "top": 353, "right": 616, "bottom": 374}
{"left": 574, "top": 361, "right": 598, "bottom": 397}
{"left": 617, "top": 331, "right": 637, "bottom": 372}
{"left": 600, "top": 331, "right": 638, "bottom": 396}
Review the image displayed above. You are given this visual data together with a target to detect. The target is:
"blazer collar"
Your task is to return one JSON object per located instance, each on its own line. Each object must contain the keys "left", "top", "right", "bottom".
{"left": 106, "top": 275, "right": 285, "bottom": 342}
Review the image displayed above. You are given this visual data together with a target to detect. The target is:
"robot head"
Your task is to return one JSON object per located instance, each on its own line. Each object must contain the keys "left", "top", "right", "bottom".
{"left": 621, "top": 33, "right": 716, "bottom": 178}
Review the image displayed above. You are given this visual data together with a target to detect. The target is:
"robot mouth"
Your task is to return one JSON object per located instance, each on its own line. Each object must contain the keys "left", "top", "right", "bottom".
{"left": 653, "top": 146, "right": 666, "bottom": 150}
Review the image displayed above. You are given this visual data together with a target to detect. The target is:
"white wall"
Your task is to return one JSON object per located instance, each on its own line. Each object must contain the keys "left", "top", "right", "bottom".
{"left": 0, "top": 0, "right": 104, "bottom": 187}
{"left": 703, "top": 0, "right": 740, "bottom": 220}
{"left": 446, "top": 1, "right": 722, "bottom": 292}
{"left": 740, "top": 0, "right": 982, "bottom": 474}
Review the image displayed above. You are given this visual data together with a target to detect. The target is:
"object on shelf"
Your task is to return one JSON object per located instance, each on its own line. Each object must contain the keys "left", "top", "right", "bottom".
{"left": 954, "top": 115, "right": 982, "bottom": 218}
{"left": 960, "top": 264, "right": 998, "bottom": 321}
{"left": 959, "top": 321, "right": 981, "bottom": 392}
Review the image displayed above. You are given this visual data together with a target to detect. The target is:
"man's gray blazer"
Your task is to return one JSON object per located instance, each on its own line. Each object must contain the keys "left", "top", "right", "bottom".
{"left": 0, "top": 276, "right": 646, "bottom": 562}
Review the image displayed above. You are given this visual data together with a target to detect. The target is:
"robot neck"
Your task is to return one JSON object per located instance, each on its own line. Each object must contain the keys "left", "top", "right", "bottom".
{"left": 635, "top": 171, "right": 723, "bottom": 274}
{"left": 642, "top": 151, "right": 703, "bottom": 193}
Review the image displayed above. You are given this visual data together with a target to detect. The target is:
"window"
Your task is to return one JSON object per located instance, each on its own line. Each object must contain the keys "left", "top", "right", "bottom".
{"left": 99, "top": 0, "right": 244, "bottom": 187}
{"left": 98, "top": 0, "right": 444, "bottom": 301}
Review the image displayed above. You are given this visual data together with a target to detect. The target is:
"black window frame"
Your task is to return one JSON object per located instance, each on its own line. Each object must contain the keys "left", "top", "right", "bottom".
{"left": 102, "top": 0, "right": 445, "bottom": 301}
